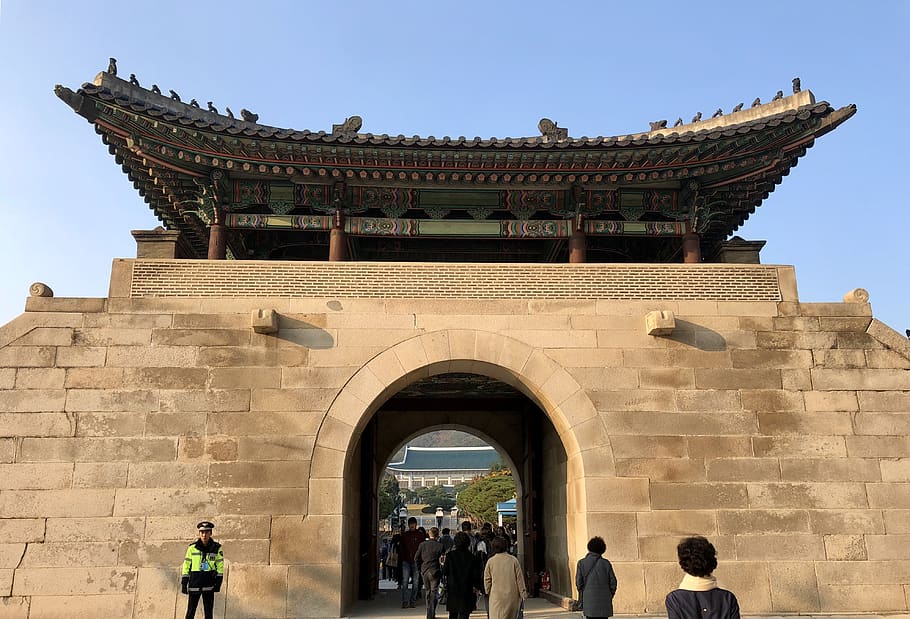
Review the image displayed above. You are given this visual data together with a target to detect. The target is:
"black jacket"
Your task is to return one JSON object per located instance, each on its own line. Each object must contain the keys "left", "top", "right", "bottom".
{"left": 666, "top": 588, "right": 740, "bottom": 619}
{"left": 442, "top": 548, "right": 482, "bottom": 614}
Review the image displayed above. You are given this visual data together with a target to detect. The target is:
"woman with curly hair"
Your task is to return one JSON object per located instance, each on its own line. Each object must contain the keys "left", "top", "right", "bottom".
{"left": 666, "top": 536, "right": 740, "bottom": 619}
{"left": 575, "top": 536, "right": 617, "bottom": 618}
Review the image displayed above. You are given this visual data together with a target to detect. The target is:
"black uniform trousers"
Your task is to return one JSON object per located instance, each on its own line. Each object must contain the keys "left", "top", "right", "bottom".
{"left": 185, "top": 591, "right": 214, "bottom": 619}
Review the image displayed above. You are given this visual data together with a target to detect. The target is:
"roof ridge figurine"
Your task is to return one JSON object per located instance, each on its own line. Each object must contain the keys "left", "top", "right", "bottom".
{"left": 107, "top": 57, "right": 117, "bottom": 76}
{"left": 538, "top": 118, "right": 568, "bottom": 141}
{"left": 241, "top": 109, "right": 258, "bottom": 123}
{"left": 332, "top": 115, "right": 363, "bottom": 138}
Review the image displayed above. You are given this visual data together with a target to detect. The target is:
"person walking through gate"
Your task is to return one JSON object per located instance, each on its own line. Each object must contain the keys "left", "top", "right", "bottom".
{"left": 414, "top": 527, "right": 446, "bottom": 619}
{"left": 575, "top": 536, "right": 618, "bottom": 619}
{"left": 665, "top": 536, "right": 740, "bottom": 619}
{"left": 483, "top": 536, "right": 527, "bottom": 619}
{"left": 399, "top": 517, "right": 425, "bottom": 608}
{"left": 181, "top": 521, "right": 224, "bottom": 619}
{"left": 442, "top": 531, "right": 482, "bottom": 619}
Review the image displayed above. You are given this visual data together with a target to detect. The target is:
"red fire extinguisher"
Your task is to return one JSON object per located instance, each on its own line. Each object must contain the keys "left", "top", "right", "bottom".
{"left": 539, "top": 571, "right": 551, "bottom": 591}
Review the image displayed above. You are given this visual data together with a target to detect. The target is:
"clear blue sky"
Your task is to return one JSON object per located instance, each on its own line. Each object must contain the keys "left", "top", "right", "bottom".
{"left": 0, "top": 1, "right": 906, "bottom": 332}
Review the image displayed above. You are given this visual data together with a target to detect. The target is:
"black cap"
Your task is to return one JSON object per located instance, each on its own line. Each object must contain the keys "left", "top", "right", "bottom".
{"left": 197, "top": 521, "right": 215, "bottom": 531}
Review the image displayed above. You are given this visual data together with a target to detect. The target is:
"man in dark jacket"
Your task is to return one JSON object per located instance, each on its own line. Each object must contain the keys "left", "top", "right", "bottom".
{"left": 414, "top": 527, "right": 446, "bottom": 619}
{"left": 181, "top": 521, "right": 224, "bottom": 619}
{"left": 399, "top": 517, "right": 426, "bottom": 608}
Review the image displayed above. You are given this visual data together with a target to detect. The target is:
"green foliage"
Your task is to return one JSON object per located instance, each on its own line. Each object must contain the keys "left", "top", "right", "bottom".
{"left": 378, "top": 473, "right": 400, "bottom": 518}
{"left": 414, "top": 485, "right": 456, "bottom": 511}
{"left": 456, "top": 471, "right": 516, "bottom": 524}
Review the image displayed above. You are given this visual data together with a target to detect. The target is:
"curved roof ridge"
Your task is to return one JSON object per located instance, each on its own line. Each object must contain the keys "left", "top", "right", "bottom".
{"left": 73, "top": 72, "right": 837, "bottom": 148}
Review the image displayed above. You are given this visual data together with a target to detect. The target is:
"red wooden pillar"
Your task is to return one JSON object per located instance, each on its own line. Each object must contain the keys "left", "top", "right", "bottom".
{"left": 207, "top": 208, "right": 226, "bottom": 260}
{"left": 329, "top": 210, "right": 348, "bottom": 261}
{"left": 568, "top": 215, "right": 586, "bottom": 263}
{"left": 682, "top": 232, "right": 701, "bottom": 263}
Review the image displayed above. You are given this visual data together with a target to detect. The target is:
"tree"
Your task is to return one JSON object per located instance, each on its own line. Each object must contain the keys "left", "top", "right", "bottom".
{"left": 456, "top": 470, "right": 515, "bottom": 524}
{"left": 378, "top": 473, "right": 400, "bottom": 519}
{"left": 415, "top": 485, "right": 456, "bottom": 511}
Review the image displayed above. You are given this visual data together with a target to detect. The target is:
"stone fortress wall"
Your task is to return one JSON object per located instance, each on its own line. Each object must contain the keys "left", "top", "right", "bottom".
{"left": 0, "top": 259, "right": 908, "bottom": 618}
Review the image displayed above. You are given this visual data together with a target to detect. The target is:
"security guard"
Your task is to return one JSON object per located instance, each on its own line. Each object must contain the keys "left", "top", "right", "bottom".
{"left": 181, "top": 521, "right": 224, "bottom": 619}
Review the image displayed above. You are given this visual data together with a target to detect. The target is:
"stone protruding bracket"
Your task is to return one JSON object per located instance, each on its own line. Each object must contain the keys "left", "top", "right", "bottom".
{"left": 29, "top": 282, "right": 54, "bottom": 297}
{"left": 645, "top": 310, "right": 676, "bottom": 336}
{"left": 843, "top": 288, "right": 870, "bottom": 303}
{"left": 251, "top": 309, "right": 279, "bottom": 334}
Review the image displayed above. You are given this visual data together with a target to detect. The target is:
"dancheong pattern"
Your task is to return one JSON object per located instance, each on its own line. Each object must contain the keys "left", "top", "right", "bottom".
{"left": 501, "top": 220, "right": 569, "bottom": 238}
{"left": 348, "top": 218, "right": 419, "bottom": 236}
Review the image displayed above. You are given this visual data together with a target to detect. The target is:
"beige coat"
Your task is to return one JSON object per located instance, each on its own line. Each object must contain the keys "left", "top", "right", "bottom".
{"left": 483, "top": 553, "right": 527, "bottom": 619}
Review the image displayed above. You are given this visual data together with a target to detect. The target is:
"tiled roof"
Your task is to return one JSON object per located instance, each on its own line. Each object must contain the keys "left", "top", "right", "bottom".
{"left": 387, "top": 446, "right": 501, "bottom": 472}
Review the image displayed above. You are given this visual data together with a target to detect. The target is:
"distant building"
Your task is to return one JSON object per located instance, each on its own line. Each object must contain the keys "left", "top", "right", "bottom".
{"left": 387, "top": 446, "right": 501, "bottom": 489}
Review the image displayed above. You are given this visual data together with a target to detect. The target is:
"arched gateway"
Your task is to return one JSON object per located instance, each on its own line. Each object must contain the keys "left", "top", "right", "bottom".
{"left": 3, "top": 64, "right": 909, "bottom": 618}
{"left": 308, "top": 330, "right": 605, "bottom": 612}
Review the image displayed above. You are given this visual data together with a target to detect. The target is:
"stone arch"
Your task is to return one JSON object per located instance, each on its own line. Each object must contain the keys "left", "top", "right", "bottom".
{"left": 307, "top": 329, "right": 612, "bottom": 611}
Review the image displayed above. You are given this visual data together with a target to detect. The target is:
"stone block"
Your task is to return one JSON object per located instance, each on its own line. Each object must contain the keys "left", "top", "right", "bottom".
{"left": 748, "top": 482, "right": 868, "bottom": 509}
{"left": 14, "top": 368, "right": 65, "bottom": 389}
{"left": 64, "top": 389, "right": 158, "bottom": 412}
{"left": 0, "top": 520, "right": 44, "bottom": 543}
{"left": 883, "top": 510, "right": 910, "bottom": 533}
{"left": 20, "top": 437, "right": 177, "bottom": 462}
{"left": 147, "top": 515, "right": 271, "bottom": 540}
{"left": 74, "top": 462, "right": 129, "bottom": 488}
{"left": 741, "top": 389, "right": 805, "bottom": 411}
{"left": 0, "top": 546, "right": 23, "bottom": 569}
{"left": 615, "top": 458, "right": 706, "bottom": 482}
{"left": 72, "top": 328, "right": 151, "bottom": 346}
{"left": 814, "top": 348, "right": 867, "bottom": 368}
{"left": 687, "top": 436, "right": 752, "bottom": 458}
{"left": 54, "top": 346, "right": 105, "bottom": 367}
{"left": 0, "top": 389, "right": 65, "bottom": 412}
{"left": 112, "top": 488, "right": 215, "bottom": 517}
{"left": 866, "top": 349, "right": 910, "bottom": 369}
{"left": 583, "top": 512, "right": 639, "bottom": 560}
{"left": 758, "top": 411, "right": 853, "bottom": 435}
{"left": 847, "top": 436, "right": 910, "bottom": 458}
{"left": 211, "top": 367, "right": 282, "bottom": 389}
{"left": 0, "top": 489, "right": 114, "bottom": 518}
{"left": 818, "top": 584, "right": 906, "bottom": 612}
{"left": 582, "top": 477, "right": 649, "bottom": 511}
{"left": 858, "top": 391, "right": 910, "bottom": 411}
{"left": 26, "top": 594, "right": 134, "bottom": 618}
{"left": 14, "top": 327, "right": 73, "bottom": 347}
{"left": 12, "top": 567, "right": 136, "bottom": 595}
{"left": 0, "top": 597, "right": 28, "bottom": 618}
{"left": 237, "top": 436, "right": 315, "bottom": 461}
{"left": 816, "top": 560, "right": 910, "bottom": 584}
{"left": 44, "top": 517, "right": 145, "bottom": 542}
{"left": 675, "top": 390, "right": 743, "bottom": 411}
{"left": 734, "top": 533, "right": 824, "bottom": 560}
{"left": 145, "top": 412, "right": 206, "bottom": 437}
{"left": 651, "top": 482, "right": 748, "bottom": 509}
{"left": 804, "top": 390, "right": 859, "bottom": 411}
{"left": 716, "top": 561, "right": 772, "bottom": 613}
{"left": 598, "top": 329, "right": 666, "bottom": 349}
{"left": 152, "top": 328, "right": 250, "bottom": 347}
{"left": 667, "top": 349, "right": 732, "bottom": 368}
{"left": 159, "top": 389, "right": 250, "bottom": 412}
{"left": 706, "top": 458, "right": 780, "bottom": 482}
{"left": 644, "top": 310, "right": 676, "bottom": 336}
{"left": 604, "top": 411, "right": 755, "bottom": 436}
{"left": 621, "top": 348, "right": 669, "bottom": 367}
{"left": 731, "top": 348, "right": 812, "bottom": 369}
{"left": 590, "top": 389, "right": 676, "bottom": 412}
{"left": 768, "top": 562, "right": 820, "bottom": 612}
{"left": 209, "top": 461, "right": 309, "bottom": 488}
{"left": 0, "top": 368, "right": 14, "bottom": 389}
{"left": 118, "top": 539, "right": 188, "bottom": 567}
{"left": 288, "top": 564, "right": 342, "bottom": 618}
{"left": 74, "top": 412, "right": 146, "bottom": 437}
{"left": 106, "top": 345, "right": 197, "bottom": 367}
{"left": 0, "top": 413, "right": 73, "bottom": 437}
{"left": 128, "top": 462, "right": 209, "bottom": 488}
{"left": 198, "top": 345, "right": 309, "bottom": 368}
{"left": 134, "top": 567, "right": 179, "bottom": 619}
{"left": 85, "top": 312, "right": 172, "bottom": 329}
{"left": 132, "top": 367, "right": 209, "bottom": 389}
{"left": 177, "top": 436, "right": 238, "bottom": 461}
{"left": 638, "top": 368, "right": 695, "bottom": 389}
{"left": 610, "top": 436, "right": 687, "bottom": 459}
{"left": 717, "top": 509, "right": 808, "bottom": 534}
{"left": 780, "top": 369, "right": 812, "bottom": 390}
{"left": 812, "top": 369, "right": 910, "bottom": 391}
{"left": 825, "top": 534, "right": 867, "bottom": 560}
{"left": 865, "top": 534, "right": 910, "bottom": 560}
{"left": 869, "top": 484, "right": 910, "bottom": 508}
{"left": 207, "top": 411, "right": 321, "bottom": 436}
{"left": 20, "top": 541, "right": 118, "bottom": 567}
{"left": 752, "top": 436, "right": 846, "bottom": 457}
{"left": 566, "top": 367, "right": 638, "bottom": 389}
{"left": 694, "top": 368, "right": 781, "bottom": 390}
{"left": 0, "top": 439, "right": 14, "bottom": 463}
{"left": 0, "top": 346, "right": 55, "bottom": 368}
{"left": 63, "top": 367, "right": 125, "bottom": 389}
{"left": 271, "top": 515, "right": 340, "bottom": 564}
{"left": 0, "top": 464, "right": 73, "bottom": 489}
{"left": 772, "top": 316, "right": 820, "bottom": 331}
{"left": 780, "top": 458, "right": 881, "bottom": 482}
{"left": 636, "top": 511, "right": 716, "bottom": 537}
{"left": 809, "top": 509, "right": 885, "bottom": 534}
{"left": 642, "top": 562, "right": 684, "bottom": 612}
